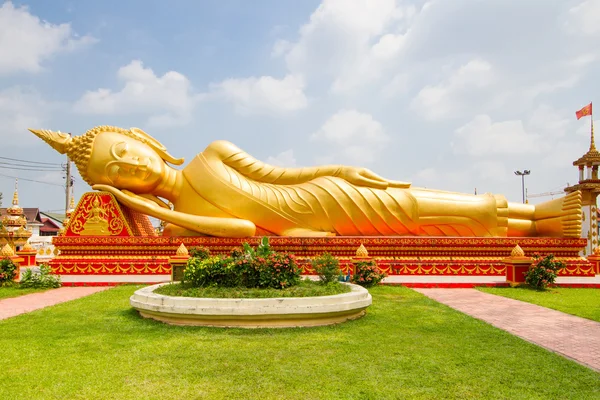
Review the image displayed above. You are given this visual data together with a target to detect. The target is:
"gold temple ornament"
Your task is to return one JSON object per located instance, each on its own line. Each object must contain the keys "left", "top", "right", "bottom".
{"left": 30, "top": 126, "right": 583, "bottom": 239}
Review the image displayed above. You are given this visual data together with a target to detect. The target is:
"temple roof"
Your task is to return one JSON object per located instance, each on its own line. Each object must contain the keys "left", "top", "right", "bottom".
{"left": 574, "top": 122, "right": 600, "bottom": 165}
{"left": 40, "top": 212, "right": 66, "bottom": 224}
{"left": 40, "top": 217, "right": 61, "bottom": 233}
{"left": 573, "top": 147, "right": 600, "bottom": 165}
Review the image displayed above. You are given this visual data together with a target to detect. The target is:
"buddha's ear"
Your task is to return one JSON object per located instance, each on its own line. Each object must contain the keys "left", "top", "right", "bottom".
{"left": 129, "top": 127, "right": 185, "bottom": 166}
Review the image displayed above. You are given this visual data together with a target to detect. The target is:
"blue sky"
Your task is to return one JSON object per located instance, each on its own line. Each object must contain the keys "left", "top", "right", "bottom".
{"left": 1, "top": 0, "right": 599, "bottom": 214}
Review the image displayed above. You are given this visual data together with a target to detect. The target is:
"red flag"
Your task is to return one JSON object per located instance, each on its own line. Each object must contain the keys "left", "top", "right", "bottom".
{"left": 576, "top": 103, "right": 592, "bottom": 119}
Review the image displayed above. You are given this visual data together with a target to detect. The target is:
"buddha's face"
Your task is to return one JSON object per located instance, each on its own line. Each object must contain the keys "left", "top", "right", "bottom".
{"left": 86, "top": 132, "right": 165, "bottom": 192}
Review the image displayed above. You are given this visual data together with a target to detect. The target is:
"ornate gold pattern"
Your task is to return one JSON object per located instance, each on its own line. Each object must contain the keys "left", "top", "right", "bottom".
{"left": 175, "top": 243, "right": 189, "bottom": 256}
{"left": 71, "top": 193, "right": 124, "bottom": 236}
{"left": 1, "top": 243, "right": 15, "bottom": 257}
{"left": 510, "top": 244, "right": 525, "bottom": 257}
{"left": 356, "top": 243, "right": 368, "bottom": 257}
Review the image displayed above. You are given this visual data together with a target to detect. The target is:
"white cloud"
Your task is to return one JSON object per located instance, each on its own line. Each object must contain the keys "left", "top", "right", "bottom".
{"left": 411, "top": 59, "right": 495, "bottom": 120}
{"left": 452, "top": 105, "right": 579, "bottom": 159}
{"left": 412, "top": 167, "right": 472, "bottom": 192}
{"left": 381, "top": 73, "right": 409, "bottom": 98}
{"left": 473, "top": 161, "right": 509, "bottom": 182}
{"left": 271, "top": 39, "right": 292, "bottom": 58}
{"left": 0, "top": 86, "right": 56, "bottom": 145}
{"left": 310, "top": 109, "right": 389, "bottom": 164}
{"left": 212, "top": 74, "right": 307, "bottom": 115}
{"left": 528, "top": 105, "right": 571, "bottom": 139}
{"left": 576, "top": 118, "right": 596, "bottom": 138}
{"left": 565, "top": 0, "right": 600, "bottom": 36}
{"left": 279, "top": 0, "right": 416, "bottom": 94}
{"left": 0, "top": 1, "right": 96, "bottom": 75}
{"left": 74, "top": 60, "right": 199, "bottom": 127}
{"left": 452, "top": 114, "right": 542, "bottom": 157}
{"left": 266, "top": 149, "right": 297, "bottom": 168}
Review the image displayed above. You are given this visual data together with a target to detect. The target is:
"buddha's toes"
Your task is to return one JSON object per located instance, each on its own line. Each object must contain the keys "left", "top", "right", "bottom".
{"left": 534, "top": 191, "right": 581, "bottom": 220}
{"left": 561, "top": 192, "right": 583, "bottom": 237}
{"left": 533, "top": 191, "right": 582, "bottom": 237}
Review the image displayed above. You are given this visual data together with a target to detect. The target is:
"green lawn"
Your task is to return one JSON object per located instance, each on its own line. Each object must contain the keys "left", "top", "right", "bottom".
{"left": 0, "top": 286, "right": 598, "bottom": 400}
{"left": 478, "top": 287, "right": 600, "bottom": 322}
{"left": 0, "top": 286, "right": 50, "bottom": 300}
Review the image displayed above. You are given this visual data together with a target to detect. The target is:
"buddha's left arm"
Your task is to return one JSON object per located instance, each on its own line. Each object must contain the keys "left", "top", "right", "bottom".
{"left": 203, "top": 140, "right": 411, "bottom": 189}
{"left": 203, "top": 140, "right": 342, "bottom": 184}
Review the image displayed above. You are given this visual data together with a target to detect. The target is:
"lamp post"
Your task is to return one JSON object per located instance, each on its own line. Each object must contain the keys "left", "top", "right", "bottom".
{"left": 514, "top": 170, "right": 531, "bottom": 204}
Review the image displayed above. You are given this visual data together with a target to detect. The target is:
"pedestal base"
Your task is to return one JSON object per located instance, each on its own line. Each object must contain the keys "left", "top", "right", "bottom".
{"left": 49, "top": 236, "right": 596, "bottom": 285}
{"left": 504, "top": 258, "right": 533, "bottom": 286}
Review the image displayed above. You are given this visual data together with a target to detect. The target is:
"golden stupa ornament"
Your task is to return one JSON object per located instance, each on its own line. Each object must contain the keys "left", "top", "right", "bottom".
{"left": 356, "top": 243, "right": 369, "bottom": 257}
{"left": 510, "top": 244, "right": 525, "bottom": 258}
{"left": 0, "top": 179, "right": 32, "bottom": 250}
{"left": 175, "top": 243, "right": 189, "bottom": 256}
{"left": 1, "top": 243, "right": 15, "bottom": 257}
{"left": 22, "top": 241, "right": 34, "bottom": 252}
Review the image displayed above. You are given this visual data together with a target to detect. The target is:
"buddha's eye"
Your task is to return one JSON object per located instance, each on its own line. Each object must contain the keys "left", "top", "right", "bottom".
{"left": 110, "top": 142, "right": 128, "bottom": 159}
{"left": 115, "top": 142, "right": 128, "bottom": 158}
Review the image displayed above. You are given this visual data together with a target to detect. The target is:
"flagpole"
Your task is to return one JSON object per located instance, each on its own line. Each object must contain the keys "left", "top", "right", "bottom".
{"left": 591, "top": 101, "right": 595, "bottom": 151}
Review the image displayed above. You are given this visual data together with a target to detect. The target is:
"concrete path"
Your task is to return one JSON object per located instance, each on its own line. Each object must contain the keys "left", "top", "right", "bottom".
{"left": 0, "top": 287, "right": 109, "bottom": 320}
{"left": 414, "top": 288, "right": 600, "bottom": 372}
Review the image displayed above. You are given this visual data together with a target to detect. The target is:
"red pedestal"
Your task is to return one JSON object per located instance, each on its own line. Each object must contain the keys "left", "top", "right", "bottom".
{"left": 504, "top": 257, "right": 533, "bottom": 285}
{"left": 16, "top": 250, "right": 37, "bottom": 267}
{"left": 169, "top": 256, "right": 190, "bottom": 282}
{"left": 587, "top": 255, "right": 600, "bottom": 275}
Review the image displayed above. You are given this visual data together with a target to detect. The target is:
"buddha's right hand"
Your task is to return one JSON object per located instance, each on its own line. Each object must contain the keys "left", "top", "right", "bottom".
{"left": 92, "top": 184, "right": 160, "bottom": 214}
{"left": 337, "top": 167, "right": 411, "bottom": 190}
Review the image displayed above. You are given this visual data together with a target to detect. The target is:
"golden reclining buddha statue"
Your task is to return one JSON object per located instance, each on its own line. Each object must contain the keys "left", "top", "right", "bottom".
{"left": 30, "top": 126, "right": 582, "bottom": 238}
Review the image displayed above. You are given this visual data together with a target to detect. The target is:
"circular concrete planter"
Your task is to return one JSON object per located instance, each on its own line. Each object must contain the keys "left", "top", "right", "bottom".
{"left": 130, "top": 282, "right": 372, "bottom": 328}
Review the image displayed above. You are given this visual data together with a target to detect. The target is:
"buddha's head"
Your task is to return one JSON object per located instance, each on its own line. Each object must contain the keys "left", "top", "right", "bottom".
{"left": 29, "top": 126, "right": 184, "bottom": 192}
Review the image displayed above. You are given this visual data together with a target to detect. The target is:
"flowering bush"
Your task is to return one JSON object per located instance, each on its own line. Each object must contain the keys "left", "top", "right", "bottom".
{"left": 352, "top": 260, "right": 386, "bottom": 287}
{"left": 311, "top": 253, "right": 341, "bottom": 284}
{"left": 524, "top": 253, "right": 564, "bottom": 290}
{"left": 0, "top": 257, "right": 17, "bottom": 286}
{"left": 255, "top": 252, "right": 300, "bottom": 289}
{"left": 189, "top": 246, "right": 211, "bottom": 260}
{"left": 183, "top": 237, "right": 301, "bottom": 289}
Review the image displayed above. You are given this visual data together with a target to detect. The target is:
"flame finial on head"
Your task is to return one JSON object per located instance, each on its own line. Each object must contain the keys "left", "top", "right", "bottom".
{"left": 28, "top": 129, "right": 72, "bottom": 154}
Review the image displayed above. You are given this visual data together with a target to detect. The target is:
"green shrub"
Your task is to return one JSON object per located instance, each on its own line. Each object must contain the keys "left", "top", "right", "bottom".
{"left": 19, "top": 264, "right": 61, "bottom": 289}
{"left": 0, "top": 257, "right": 17, "bottom": 287}
{"left": 182, "top": 237, "right": 301, "bottom": 289}
{"left": 352, "top": 260, "right": 386, "bottom": 287}
{"left": 311, "top": 253, "right": 341, "bottom": 284}
{"left": 524, "top": 253, "right": 564, "bottom": 290}
{"left": 183, "top": 256, "right": 240, "bottom": 287}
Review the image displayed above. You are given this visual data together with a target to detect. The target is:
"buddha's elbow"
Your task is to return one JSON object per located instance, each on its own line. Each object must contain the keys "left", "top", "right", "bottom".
{"left": 231, "top": 219, "right": 256, "bottom": 238}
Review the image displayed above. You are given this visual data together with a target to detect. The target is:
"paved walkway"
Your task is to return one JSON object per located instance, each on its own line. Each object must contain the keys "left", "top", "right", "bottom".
{"left": 0, "top": 287, "right": 109, "bottom": 320}
{"left": 414, "top": 288, "right": 600, "bottom": 372}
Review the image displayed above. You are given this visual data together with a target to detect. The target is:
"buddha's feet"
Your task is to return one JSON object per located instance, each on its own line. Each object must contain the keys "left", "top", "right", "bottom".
{"left": 534, "top": 191, "right": 582, "bottom": 237}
